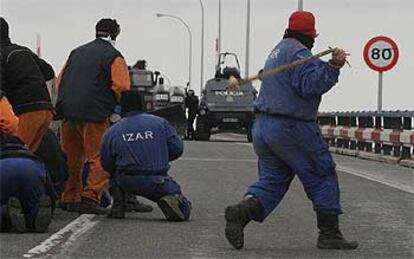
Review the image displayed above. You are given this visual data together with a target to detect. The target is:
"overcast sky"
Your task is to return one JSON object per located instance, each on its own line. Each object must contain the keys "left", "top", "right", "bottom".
{"left": 1, "top": 0, "right": 413, "bottom": 111}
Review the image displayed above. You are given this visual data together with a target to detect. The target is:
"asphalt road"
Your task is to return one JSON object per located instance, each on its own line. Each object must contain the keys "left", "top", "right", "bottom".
{"left": 1, "top": 133, "right": 413, "bottom": 259}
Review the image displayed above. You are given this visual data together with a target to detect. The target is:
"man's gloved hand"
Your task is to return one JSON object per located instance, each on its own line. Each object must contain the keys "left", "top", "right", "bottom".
{"left": 329, "top": 48, "right": 347, "bottom": 69}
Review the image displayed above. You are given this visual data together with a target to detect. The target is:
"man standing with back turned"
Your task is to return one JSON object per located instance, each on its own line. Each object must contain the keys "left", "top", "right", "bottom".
{"left": 224, "top": 11, "right": 358, "bottom": 250}
{"left": 56, "top": 18, "right": 130, "bottom": 214}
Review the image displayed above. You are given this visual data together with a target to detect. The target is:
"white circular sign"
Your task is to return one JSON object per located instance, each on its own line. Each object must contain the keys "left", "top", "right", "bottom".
{"left": 363, "top": 36, "right": 399, "bottom": 72}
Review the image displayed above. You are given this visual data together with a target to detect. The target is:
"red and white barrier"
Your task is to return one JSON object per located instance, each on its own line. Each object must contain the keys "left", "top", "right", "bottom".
{"left": 320, "top": 125, "right": 414, "bottom": 146}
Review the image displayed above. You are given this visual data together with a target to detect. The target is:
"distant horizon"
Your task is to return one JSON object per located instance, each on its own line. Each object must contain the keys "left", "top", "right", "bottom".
{"left": 1, "top": 0, "right": 413, "bottom": 111}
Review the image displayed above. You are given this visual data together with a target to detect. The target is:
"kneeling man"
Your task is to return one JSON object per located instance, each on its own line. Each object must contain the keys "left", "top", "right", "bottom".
{"left": 101, "top": 90, "right": 191, "bottom": 221}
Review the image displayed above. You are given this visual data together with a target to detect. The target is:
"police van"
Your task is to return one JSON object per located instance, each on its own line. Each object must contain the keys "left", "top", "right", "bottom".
{"left": 196, "top": 53, "right": 256, "bottom": 142}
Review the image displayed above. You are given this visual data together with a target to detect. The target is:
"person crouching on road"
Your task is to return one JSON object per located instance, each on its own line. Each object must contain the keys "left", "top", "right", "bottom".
{"left": 0, "top": 137, "right": 53, "bottom": 233}
{"left": 0, "top": 17, "right": 53, "bottom": 152}
{"left": 101, "top": 90, "right": 192, "bottom": 221}
{"left": 224, "top": 11, "right": 358, "bottom": 250}
{"left": 56, "top": 18, "right": 130, "bottom": 214}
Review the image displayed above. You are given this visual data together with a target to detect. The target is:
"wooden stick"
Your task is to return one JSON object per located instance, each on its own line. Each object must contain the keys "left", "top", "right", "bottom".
{"left": 228, "top": 48, "right": 336, "bottom": 91}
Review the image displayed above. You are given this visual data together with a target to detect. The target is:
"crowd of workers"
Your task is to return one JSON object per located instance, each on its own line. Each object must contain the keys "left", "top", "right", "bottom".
{"left": 1, "top": 10, "right": 357, "bottom": 251}
{"left": 0, "top": 17, "right": 191, "bottom": 233}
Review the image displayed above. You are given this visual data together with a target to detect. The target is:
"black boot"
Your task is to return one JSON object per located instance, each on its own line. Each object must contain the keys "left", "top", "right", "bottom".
{"left": 59, "top": 201, "right": 80, "bottom": 212}
{"left": 158, "top": 195, "right": 186, "bottom": 221}
{"left": 79, "top": 197, "right": 109, "bottom": 215}
{"left": 316, "top": 212, "right": 358, "bottom": 250}
{"left": 125, "top": 194, "right": 153, "bottom": 213}
{"left": 225, "top": 196, "right": 263, "bottom": 250}
{"left": 108, "top": 187, "right": 126, "bottom": 219}
{"left": 31, "top": 195, "right": 52, "bottom": 233}
{"left": 7, "top": 197, "right": 26, "bottom": 233}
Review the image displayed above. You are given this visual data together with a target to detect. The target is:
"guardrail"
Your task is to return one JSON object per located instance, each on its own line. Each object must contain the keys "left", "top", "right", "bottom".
{"left": 317, "top": 111, "right": 414, "bottom": 166}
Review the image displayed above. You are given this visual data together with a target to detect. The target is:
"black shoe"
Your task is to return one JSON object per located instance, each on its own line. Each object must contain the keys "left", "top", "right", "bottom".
{"left": 59, "top": 201, "right": 80, "bottom": 212}
{"left": 316, "top": 213, "right": 358, "bottom": 250}
{"left": 108, "top": 187, "right": 126, "bottom": 219}
{"left": 7, "top": 197, "right": 26, "bottom": 233}
{"left": 80, "top": 197, "right": 109, "bottom": 215}
{"left": 158, "top": 195, "right": 185, "bottom": 221}
{"left": 32, "top": 195, "right": 52, "bottom": 233}
{"left": 125, "top": 195, "right": 153, "bottom": 213}
{"left": 225, "top": 196, "right": 262, "bottom": 250}
{"left": 108, "top": 208, "right": 125, "bottom": 219}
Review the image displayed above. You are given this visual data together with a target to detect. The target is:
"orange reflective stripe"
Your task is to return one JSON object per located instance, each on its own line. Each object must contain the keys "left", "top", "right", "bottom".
{"left": 111, "top": 56, "right": 130, "bottom": 101}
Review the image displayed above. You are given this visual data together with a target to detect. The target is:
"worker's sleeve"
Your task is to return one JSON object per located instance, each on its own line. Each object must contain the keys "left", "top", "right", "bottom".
{"left": 164, "top": 119, "right": 184, "bottom": 161}
{"left": 0, "top": 96, "right": 19, "bottom": 136}
{"left": 290, "top": 49, "right": 340, "bottom": 98}
{"left": 100, "top": 130, "right": 116, "bottom": 175}
{"left": 111, "top": 56, "right": 131, "bottom": 102}
{"left": 33, "top": 55, "right": 55, "bottom": 81}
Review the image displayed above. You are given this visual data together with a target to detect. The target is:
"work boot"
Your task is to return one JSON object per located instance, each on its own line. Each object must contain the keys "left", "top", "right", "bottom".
{"left": 316, "top": 212, "right": 358, "bottom": 250}
{"left": 7, "top": 197, "right": 26, "bottom": 233}
{"left": 108, "top": 187, "right": 126, "bottom": 219}
{"left": 79, "top": 197, "right": 109, "bottom": 215}
{"left": 31, "top": 195, "right": 52, "bottom": 233}
{"left": 225, "top": 196, "right": 263, "bottom": 250}
{"left": 158, "top": 195, "right": 185, "bottom": 221}
{"left": 125, "top": 194, "right": 153, "bottom": 213}
{"left": 59, "top": 201, "right": 80, "bottom": 212}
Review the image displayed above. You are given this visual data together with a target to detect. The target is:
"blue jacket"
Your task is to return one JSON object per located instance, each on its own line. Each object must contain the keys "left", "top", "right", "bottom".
{"left": 254, "top": 38, "right": 340, "bottom": 121}
{"left": 100, "top": 111, "right": 183, "bottom": 175}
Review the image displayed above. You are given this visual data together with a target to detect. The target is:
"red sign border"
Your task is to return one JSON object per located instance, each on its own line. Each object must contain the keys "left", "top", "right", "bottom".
{"left": 363, "top": 36, "right": 399, "bottom": 72}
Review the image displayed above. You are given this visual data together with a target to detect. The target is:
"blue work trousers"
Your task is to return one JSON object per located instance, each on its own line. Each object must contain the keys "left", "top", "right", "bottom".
{"left": 246, "top": 115, "right": 341, "bottom": 222}
{"left": 0, "top": 158, "right": 47, "bottom": 230}
{"left": 113, "top": 174, "right": 191, "bottom": 218}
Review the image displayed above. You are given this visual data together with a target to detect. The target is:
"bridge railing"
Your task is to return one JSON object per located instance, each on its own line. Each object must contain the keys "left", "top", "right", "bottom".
{"left": 317, "top": 111, "right": 414, "bottom": 162}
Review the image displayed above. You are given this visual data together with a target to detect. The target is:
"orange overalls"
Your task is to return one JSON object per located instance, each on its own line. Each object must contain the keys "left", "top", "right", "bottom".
{"left": 16, "top": 110, "right": 53, "bottom": 151}
{"left": 57, "top": 57, "right": 130, "bottom": 203}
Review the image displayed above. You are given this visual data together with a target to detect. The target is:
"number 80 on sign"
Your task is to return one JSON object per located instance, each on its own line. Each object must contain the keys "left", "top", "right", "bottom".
{"left": 363, "top": 36, "right": 399, "bottom": 72}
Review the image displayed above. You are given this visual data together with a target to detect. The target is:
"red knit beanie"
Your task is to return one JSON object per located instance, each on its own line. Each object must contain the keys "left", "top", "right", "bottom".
{"left": 288, "top": 11, "right": 318, "bottom": 38}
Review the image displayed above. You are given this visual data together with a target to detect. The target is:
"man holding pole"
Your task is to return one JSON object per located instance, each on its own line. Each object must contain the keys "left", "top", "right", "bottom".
{"left": 224, "top": 11, "right": 358, "bottom": 250}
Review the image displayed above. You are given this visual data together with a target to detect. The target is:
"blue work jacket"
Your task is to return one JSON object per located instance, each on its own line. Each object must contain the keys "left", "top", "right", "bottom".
{"left": 254, "top": 38, "right": 340, "bottom": 121}
{"left": 100, "top": 111, "right": 183, "bottom": 175}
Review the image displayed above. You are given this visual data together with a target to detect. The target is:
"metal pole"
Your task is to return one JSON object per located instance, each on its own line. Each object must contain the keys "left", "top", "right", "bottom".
{"left": 298, "top": 0, "right": 303, "bottom": 10}
{"left": 199, "top": 0, "right": 205, "bottom": 94}
{"left": 377, "top": 72, "right": 383, "bottom": 111}
{"left": 218, "top": 0, "right": 222, "bottom": 55}
{"left": 156, "top": 14, "right": 192, "bottom": 89}
{"left": 244, "top": 0, "right": 250, "bottom": 79}
{"left": 36, "top": 34, "right": 41, "bottom": 57}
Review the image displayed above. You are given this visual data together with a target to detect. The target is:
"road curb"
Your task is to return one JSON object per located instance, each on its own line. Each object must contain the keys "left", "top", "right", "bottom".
{"left": 329, "top": 147, "right": 414, "bottom": 169}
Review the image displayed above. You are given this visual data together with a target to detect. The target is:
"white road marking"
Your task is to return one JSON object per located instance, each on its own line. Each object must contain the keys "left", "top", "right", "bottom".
{"left": 236, "top": 142, "right": 414, "bottom": 194}
{"left": 180, "top": 157, "right": 256, "bottom": 163}
{"left": 23, "top": 214, "right": 98, "bottom": 258}
{"left": 336, "top": 165, "right": 414, "bottom": 194}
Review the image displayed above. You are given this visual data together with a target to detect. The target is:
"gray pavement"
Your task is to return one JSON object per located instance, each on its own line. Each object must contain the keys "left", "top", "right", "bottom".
{"left": 1, "top": 133, "right": 413, "bottom": 258}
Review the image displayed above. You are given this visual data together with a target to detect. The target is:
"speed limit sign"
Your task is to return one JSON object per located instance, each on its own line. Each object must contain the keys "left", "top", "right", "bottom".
{"left": 363, "top": 36, "right": 399, "bottom": 72}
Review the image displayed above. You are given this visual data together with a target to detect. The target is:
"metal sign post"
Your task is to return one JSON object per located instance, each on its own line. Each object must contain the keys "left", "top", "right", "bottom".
{"left": 363, "top": 36, "right": 399, "bottom": 112}
{"left": 377, "top": 72, "right": 383, "bottom": 111}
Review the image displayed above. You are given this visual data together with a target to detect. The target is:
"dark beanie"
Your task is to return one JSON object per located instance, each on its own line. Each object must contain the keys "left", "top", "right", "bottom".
{"left": 0, "top": 17, "right": 10, "bottom": 39}
{"left": 95, "top": 18, "right": 120, "bottom": 39}
{"left": 121, "top": 90, "right": 144, "bottom": 115}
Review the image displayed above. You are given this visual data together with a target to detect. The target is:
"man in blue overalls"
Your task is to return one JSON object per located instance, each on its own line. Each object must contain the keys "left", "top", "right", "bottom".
{"left": 0, "top": 137, "right": 52, "bottom": 233}
{"left": 224, "top": 11, "right": 358, "bottom": 250}
{"left": 100, "top": 90, "right": 191, "bottom": 221}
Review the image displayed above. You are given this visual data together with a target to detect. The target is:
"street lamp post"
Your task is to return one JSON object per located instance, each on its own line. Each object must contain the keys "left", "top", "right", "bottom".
{"left": 199, "top": 0, "right": 205, "bottom": 94}
{"left": 156, "top": 13, "right": 193, "bottom": 89}
{"left": 245, "top": 0, "right": 251, "bottom": 79}
{"left": 298, "top": 0, "right": 303, "bottom": 10}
